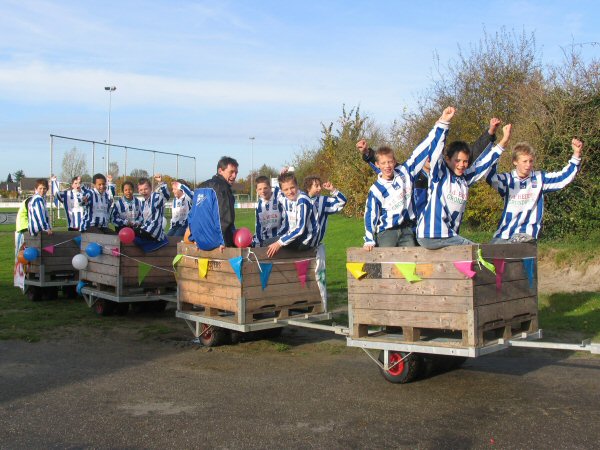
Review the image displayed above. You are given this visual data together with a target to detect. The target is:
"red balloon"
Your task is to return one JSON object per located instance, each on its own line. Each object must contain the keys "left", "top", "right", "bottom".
{"left": 118, "top": 227, "right": 135, "bottom": 244}
{"left": 234, "top": 227, "right": 253, "bottom": 248}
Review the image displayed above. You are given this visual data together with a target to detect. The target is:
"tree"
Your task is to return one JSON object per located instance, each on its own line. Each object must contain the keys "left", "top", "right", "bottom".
{"left": 108, "top": 161, "right": 119, "bottom": 178}
{"left": 13, "top": 170, "right": 25, "bottom": 183}
{"left": 6, "top": 173, "right": 13, "bottom": 183}
{"left": 61, "top": 147, "right": 88, "bottom": 181}
{"left": 130, "top": 169, "right": 149, "bottom": 179}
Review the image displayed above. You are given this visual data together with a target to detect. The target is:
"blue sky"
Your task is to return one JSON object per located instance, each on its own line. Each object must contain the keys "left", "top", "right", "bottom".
{"left": 0, "top": 0, "right": 598, "bottom": 183}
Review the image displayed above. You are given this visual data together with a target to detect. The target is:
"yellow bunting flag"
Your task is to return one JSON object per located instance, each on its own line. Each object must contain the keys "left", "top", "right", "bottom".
{"left": 346, "top": 262, "right": 367, "bottom": 280}
{"left": 394, "top": 263, "right": 422, "bottom": 283}
{"left": 138, "top": 262, "right": 152, "bottom": 285}
{"left": 172, "top": 254, "right": 183, "bottom": 268}
{"left": 198, "top": 258, "right": 209, "bottom": 279}
{"left": 477, "top": 248, "right": 496, "bottom": 274}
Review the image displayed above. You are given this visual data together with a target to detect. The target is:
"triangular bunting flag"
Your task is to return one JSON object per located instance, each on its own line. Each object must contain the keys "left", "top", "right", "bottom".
{"left": 111, "top": 248, "right": 120, "bottom": 257}
{"left": 453, "top": 261, "right": 476, "bottom": 279}
{"left": 138, "top": 262, "right": 152, "bottom": 285}
{"left": 522, "top": 258, "right": 535, "bottom": 289}
{"left": 477, "top": 248, "right": 496, "bottom": 274}
{"left": 172, "top": 254, "right": 183, "bottom": 268}
{"left": 394, "top": 263, "right": 422, "bottom": 283}
{"left": 259, "top": 263, "right": 273, "bottom": 290}
{"left": 493, "top": 258, "right": 506, "bottom": 292}
{"left": 73, "top": 236, "right": 82, "bottom": 247}
{"left": 42, "top": 245, "right": 55, "bottom": 255}
{"left": 346, "top": 262, "right": 367, "bottom": 280}
{"left": 198, "top": 258, "right": 209, "bottom": 279}
{"left": 295, "top": 260, "right": 310, "bottom": 287}
{"left": 229, "top": 256, "right": 243, "bottom": 283}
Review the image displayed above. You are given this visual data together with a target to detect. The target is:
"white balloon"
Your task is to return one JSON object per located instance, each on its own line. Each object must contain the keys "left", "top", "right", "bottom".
{"left": 72, "top": 253, "right": 89, "bottom": 270}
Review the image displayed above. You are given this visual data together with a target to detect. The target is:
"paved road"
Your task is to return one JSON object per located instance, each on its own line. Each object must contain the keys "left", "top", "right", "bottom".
{"left": 1, "top": 328, "right": 599, "bottom": 449}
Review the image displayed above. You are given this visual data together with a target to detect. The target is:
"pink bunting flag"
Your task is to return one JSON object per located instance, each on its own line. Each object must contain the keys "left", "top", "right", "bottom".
{"left": 42, "top": 245, "right": 55, "bottom": 255}
{"left": 493, "top": 258, "right": 506, "bottom": 292}
{"left": 453, "top": 261, "right": 476, "bottom": 279}
{"left": 111, "top": 248, "right": 120, "bottom": 257}
{"left": 295, "top": 260, "right": 310, "bottom": 288}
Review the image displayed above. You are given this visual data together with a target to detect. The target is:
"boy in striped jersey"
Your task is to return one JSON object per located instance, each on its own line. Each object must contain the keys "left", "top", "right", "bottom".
{"left": 303, "top": 176, "right": 346, "bottom": 246}
{"left": 417, "top": 124, "right": 513, "bottom": 249}
{"left": 28, "top": 179, "right": 53, "bottom": 237}
{"left": 110, "top": 181, "right": 143, "bottom": 231}
{"left": 362, "top": 107, "right": 455, "bottom": 251}
{"left": 51, "top": 175, "right": 85, "bottom": 231}
{"left": 253, "top": 176, "right": 283, "bottom": 247}
{"left": 167, "top": 180, "right": 193, "bottom": 237}
{"left": 81, "top": 173, "right": 113, "bottom": 233}
{"left": 266, "top": 172, "right": 318, "bottom": 258}
{"left": 136, "top": 175, "right": 170, "bottom": 241}
{"left": 487, "top": 138, "right": 583, "bottom": 243}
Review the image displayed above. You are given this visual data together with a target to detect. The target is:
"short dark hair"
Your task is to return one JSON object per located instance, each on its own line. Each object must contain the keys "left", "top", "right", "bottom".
{"left": 445, "top": 141, "right": 471, "bottom": 161}
{"left": 303, "top": 176, "right": 321, "bottom": 192}
{"left": 71, "top": 176, "right": 79, "bottom": 183}
{"left": 35, "top": 178, "right": 49, "bottom": 189}
{"left": 138, "top": 177, "right": 151, "bottom": 187}
{"left": 92, "top": 173, "right": 106, "bottom": 183}
{"left": 278, "top": 172, "right": 297, "bottom": 185}
{"left": 217, "top": 156, "right": 239, "bottom": 172}
{"left": 122, "top": 181, "right": 134, "bottom": 191}
{"left": 255, "top": 175, "right": 270, "bottom": 186}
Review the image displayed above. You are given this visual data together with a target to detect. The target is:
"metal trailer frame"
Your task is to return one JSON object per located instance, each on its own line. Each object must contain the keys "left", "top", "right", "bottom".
{"left": 81, "top": 286, "right": 177, "bottom": 308}
{"left": 24, "top": 262, "right": 79, "bottom": 289}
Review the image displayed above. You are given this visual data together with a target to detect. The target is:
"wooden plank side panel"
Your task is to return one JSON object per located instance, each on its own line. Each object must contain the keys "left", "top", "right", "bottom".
{"left": 352, "top": 309, "right": 468, "bottom": 331}
{"left": 475, "top": 297, "right": 538, "bottom": 327}
{"left": 79, "top": 270, "right": 118, "bottom": 287}
{"left": 348, "top": 277, "right": 473, "bottom": 297}
{"left": 177, "top": 279, "right": 240, "bottom": 300}
{"left": 176, "top": 267, "right": 241, "bottom": 289}
{"left": 349, "top": 292, "right": 471, "bottom": 313}
{"left": 347, "top": 245, "right": 474, "bottom": 264}
{"left": 178, "top": 290, "right": 239, "bottom": 312}
{"left": 474, "top": 279, "right": 537, "bottom": 306}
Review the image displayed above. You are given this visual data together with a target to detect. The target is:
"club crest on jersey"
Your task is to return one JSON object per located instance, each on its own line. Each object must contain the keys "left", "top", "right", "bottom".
{"left": 196, "top": 194, "right": 206, "bottom": 206}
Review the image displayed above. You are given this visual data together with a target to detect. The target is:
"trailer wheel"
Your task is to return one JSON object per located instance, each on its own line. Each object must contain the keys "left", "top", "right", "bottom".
{"left": 377, "top": 351, "right": 422, "bottom": 384}
{"left": 26, "top": 286, "right": 43, "bottom": 302}
{"left": 199, "top": 324, "right": 231, "bottom": 347}
{"left": 93, "top": 299, "right": 116, "bottom": 316}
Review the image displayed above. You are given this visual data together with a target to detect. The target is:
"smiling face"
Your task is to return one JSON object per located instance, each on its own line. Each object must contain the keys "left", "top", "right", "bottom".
{"left": 71, "top": 179, "right": 81, "bottom": 191}
{"left": 375, "top": 153, "right": 397, "bottom": 181}
{"left": 35, "top": 184, "right": 48, "bottom": 197}
{"left": 307, "top": 180, "right": 322, "bottom": 197}
{"left": 280, "top": 180, "right": 298, "bottom": 201}
{"left": 94, "top": 178, "right": 106, "bottom": 194}
{"left": 123, "top": 183, "right": 134, "bottom": 200}
{"left": 445, "top": 151, "right": 470, "bottom": 176}
{"left": 218, "top": 164, "right": 238, "bottom": 185}
{"left": 513, "top": 153, "right": 535, "bottom": 178}
{"left": 138, "top": 181, "right": 151, "bottom": 199}
{"left": 256, "top": 182, "right": 273, "bottom": 200}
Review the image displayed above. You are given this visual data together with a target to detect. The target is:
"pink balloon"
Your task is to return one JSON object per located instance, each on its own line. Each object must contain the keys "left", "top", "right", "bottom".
{"left": 118, "top": 227, "right": 135, "bottom": 244}
{"left": 234, "top": 227, "right": 253, "bottom": 248}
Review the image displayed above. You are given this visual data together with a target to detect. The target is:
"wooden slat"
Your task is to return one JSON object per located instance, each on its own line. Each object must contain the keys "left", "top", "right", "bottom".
{"left": 474, "top": 279, "right": 537, "bottom": 306}
{"left": 79, "top": 270, "right": 118, "bottom": 287}
{"left": 348, "top": 277, "right": 473, "bottom": 297}
{"left": 352, "top": 309, "right": 468, "bottom": 331}
{"left": 178, "top": 290, "right": 239, "bottom": 311}
{"left": 243, "top": 281, "right": 321, "bottom": 301}
{"left": 349, "top": 293, "right": 471, "bottom": 313}
{"left": 347, "top": 245, "right": 474, "bottom": 263}
{"left": 475, "top": 297, "right": 538, "bottom": 326}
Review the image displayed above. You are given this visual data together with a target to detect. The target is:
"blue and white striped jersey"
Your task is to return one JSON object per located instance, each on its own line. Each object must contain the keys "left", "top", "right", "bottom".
{"left": 417, "top": 143, "right": 505, "bottom": 239}
{"left": 28, "top": 194, "right": 51, "bottom": 236}
{"left": 170, "top": 183, "right": 193, "bottom": 228}
{"left": 363, "top": 122, "right": 449, "bottom": 246}
{"left": 277, "top": 191, "right": 318, "bottom": 247}
{"left": 253, "top": 186, "right": 284, "bottom": 246}
{"left": 81, "top": 187, "right": 113, "bottom": 231}
{"left": 309, "top": 190, "right": 347, "bottom": 246}
{"left": 139, "top": 183, "right": 170, "bottom": 240}
{"left": 111, "top": 196, "right": 143, "bottom": 228}
{"left": 52, "top": 179, "right": 85, "bottom": 230}
{"left": 487, "top": 157, "right": 580, "bottom": 239}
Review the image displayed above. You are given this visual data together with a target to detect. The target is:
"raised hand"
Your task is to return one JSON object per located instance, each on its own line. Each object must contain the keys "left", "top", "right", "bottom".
{"left": 439, "top": 107, "right": 456, "bottom": 123}
{"left": 322, "top": 181, "right": 334, "bottom": 191}
{"left": 154, "top": 174, "right": 162, "bottom": 183}
{"left": 488, "top": 118, "right": 501, "bottom": 135}
{"left": 107, "top": 174, "right": 113, "bottom": 183}
{"left": 356, "top": 139, "right": 369, "bottom": 155}
{"left": 498, "top": 124, "right": 513, "bottom": 148}
{"left": 571, "top": 138, "right": 583, "bottom": 158}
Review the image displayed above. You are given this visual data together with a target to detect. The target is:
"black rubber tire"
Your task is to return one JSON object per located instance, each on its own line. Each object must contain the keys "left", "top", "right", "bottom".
{"left": 93, "top": 299, "right": 117, "bottom": 316}
{"left": 26, "top": 286, "right": 43, "bottom": 302}
{"left": 63, "top": 285, "right": 78, "bottom": 299}
{"left": 199, "top": 324, "right": 231, "bottom": 347}
{"left": 114, "top": 303, "right": 129, "bottom": 315}
{"left": 42, "top": 287, "right": 59, "bottom": 300}
{"left": 377, "top": 351, "right": 422, "bottom": 384}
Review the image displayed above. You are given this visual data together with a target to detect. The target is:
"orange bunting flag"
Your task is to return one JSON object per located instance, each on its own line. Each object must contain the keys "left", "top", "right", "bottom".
{"left": 346, "top": 262, "right": 367, "bottom": 280}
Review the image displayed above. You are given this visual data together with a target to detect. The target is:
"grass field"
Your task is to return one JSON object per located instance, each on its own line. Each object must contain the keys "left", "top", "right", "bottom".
{"left": 1, "top": 208, "right": 599, "bottom": 342}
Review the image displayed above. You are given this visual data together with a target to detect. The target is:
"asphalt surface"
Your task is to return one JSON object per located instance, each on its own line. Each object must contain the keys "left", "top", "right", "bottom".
{"left": 1, "top": 327, "right": 599, "bottom": 449}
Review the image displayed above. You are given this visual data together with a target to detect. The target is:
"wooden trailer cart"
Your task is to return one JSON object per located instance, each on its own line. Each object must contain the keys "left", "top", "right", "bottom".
{"left": 78, "top": 233, "right": 179, "bottom": 316}
{"left": 345, "top": 243, "right": 599, "bottom": 383}
{"left": 175, "top": 243, "right": 331, "bottom": 346}
{"left": 22, "top": 231, "right": 80, "bottom": 301}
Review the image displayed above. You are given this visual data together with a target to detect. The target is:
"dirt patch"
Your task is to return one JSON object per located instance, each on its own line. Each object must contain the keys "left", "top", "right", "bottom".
{"left": 538, "top": 253, "right": 600, "bottom": 294}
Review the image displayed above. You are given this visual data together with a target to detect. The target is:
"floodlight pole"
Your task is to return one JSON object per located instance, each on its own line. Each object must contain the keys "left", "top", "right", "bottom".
{"left": 249, "top": 137, "right": 255, "bottom": 203}
{"left": 104, "top": 86, "right": 116, "bottom": 175}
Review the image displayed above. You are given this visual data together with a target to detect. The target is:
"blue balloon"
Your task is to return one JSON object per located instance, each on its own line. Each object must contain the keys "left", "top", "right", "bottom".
{"left": 85, "top": 242, "right": 102, "bottom": 258}
{"left": 76, "top": 280, "right": 87, "bottom": 295}
{"left": 23, "top": 247, "right": 39, "bottom": 261}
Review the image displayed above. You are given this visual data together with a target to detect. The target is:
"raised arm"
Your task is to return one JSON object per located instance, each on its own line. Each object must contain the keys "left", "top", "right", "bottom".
{"left": 50, "top": 176, "right": 63, "bottom": 204}
{"left": 466, "top": 124, "right": 512, "bottom": 185}
{"left": 470, "top": 117, "right": 500, "bottom": 162}
{"left": 541, "top": 138, "right": 582, "bottom": 193}
{"left": 321, "top": 182, "right": 347, "bottom": 214}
